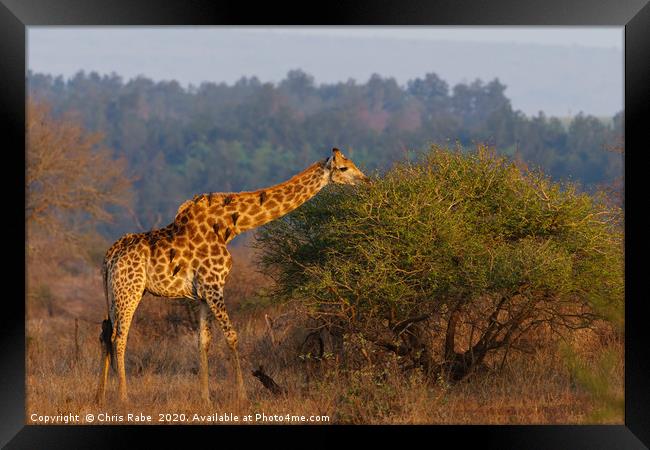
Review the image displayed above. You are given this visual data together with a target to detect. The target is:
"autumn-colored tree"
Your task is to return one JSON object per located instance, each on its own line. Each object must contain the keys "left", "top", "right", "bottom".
{"left": 26, "top": 100, "right": 133, "bottom": 252}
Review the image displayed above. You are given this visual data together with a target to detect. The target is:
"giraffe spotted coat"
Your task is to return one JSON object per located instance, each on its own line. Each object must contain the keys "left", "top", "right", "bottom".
{"left": 96, "top": 148, "right": 368, "bottom": 404}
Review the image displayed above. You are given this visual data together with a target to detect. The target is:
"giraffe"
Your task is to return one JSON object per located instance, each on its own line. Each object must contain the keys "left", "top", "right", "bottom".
{"left": 95, "top": 148, "right": 368, "bottom": 404}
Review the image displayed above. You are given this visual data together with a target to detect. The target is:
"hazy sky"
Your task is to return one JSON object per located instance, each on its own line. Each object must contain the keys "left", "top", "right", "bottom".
{"left": 27, "top": 27, "right": 623, "bottom": 117}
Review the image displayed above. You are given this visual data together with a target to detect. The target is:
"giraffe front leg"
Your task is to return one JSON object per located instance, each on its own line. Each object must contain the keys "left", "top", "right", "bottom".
{"left": 198, "top": 302, "right": 212, "bottom": 403}
{"left": 228, "top": 331, "right": 246, "bottom": 403}
{"left": 204, "top": 288, "right": 247, "bottom": 404}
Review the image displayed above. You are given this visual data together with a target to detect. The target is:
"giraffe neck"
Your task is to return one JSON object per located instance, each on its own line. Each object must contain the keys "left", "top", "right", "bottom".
{"left": 231, "top": 158, "right": 331, "bottom": 234}
{"left": 172, "top": 158, "right": 332, "bottom": 243}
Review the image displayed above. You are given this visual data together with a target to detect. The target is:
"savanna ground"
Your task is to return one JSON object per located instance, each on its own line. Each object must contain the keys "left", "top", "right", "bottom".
{"left": 26, "top": 239, "right": 623, "bottom": 425}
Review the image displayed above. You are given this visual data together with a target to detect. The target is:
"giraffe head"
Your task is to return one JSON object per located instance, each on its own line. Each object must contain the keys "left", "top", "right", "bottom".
{"left": 327, "top": 148, "right": 369, "bottom": 185}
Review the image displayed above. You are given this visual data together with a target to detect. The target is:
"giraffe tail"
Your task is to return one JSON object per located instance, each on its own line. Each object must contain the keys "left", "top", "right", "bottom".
{"left": 100, "top": 262, "right": 116, "bottom": 372}
{"left": 100, "top": 318, "right": 115, "bottom": 372}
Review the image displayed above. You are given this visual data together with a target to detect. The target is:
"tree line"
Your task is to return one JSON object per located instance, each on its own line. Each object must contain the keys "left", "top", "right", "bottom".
{"left": 28, "top": 69, "right": 623, "bottom": 241}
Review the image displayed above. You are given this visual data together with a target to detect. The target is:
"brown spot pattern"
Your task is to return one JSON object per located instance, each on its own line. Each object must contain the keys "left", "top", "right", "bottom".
{"left": 98, "top": 156, "right": 340, "bottom": 403}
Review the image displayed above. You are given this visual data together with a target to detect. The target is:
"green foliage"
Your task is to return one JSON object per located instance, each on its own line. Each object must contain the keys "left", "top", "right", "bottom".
{"left": 257, "top": 145, "right": 622, "bottom": 322}
{"left": 255, "top": 145, "right": 623, "bottom": 378}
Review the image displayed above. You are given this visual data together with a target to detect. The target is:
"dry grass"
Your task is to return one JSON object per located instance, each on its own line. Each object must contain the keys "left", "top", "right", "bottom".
{"left": 26, "top": 245, "right": 624, "bottom": 425}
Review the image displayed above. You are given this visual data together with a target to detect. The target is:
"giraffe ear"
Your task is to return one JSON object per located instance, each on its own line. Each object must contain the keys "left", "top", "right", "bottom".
{"left": 332, "top": 148, "right": 342, "bottom": 162}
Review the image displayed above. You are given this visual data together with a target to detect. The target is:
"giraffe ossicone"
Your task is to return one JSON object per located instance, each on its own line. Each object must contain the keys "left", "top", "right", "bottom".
{"left": 95, "top": 147, "right": 368, "bottom": 404}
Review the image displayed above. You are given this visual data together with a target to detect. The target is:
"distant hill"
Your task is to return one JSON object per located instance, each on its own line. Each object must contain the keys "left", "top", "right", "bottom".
{"left": 28, "top": 69, "right": 623, "bottom": 240}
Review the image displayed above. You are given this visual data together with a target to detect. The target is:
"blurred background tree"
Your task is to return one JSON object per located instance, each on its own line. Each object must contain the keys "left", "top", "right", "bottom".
{"left": 25, "top": 101, "right": 131, "bottom": 234}
{"left": 26, "top": 99, "right": 133, "bottom": 258}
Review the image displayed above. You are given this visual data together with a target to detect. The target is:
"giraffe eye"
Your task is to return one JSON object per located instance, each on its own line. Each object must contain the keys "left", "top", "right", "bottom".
{"left": 339, "top": 167, "right": 349, "bottom": 172}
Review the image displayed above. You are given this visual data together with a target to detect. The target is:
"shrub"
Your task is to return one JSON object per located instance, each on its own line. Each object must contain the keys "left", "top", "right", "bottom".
{"left": 254, "top": 144, "right": 623, "bottom": 381}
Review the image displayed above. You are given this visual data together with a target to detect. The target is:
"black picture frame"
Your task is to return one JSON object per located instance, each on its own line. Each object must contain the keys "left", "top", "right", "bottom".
{"left": 3, "top": 0, "right": 649, "bottom": 448}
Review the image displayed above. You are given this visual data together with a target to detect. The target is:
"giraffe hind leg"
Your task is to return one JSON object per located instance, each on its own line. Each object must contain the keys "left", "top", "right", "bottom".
{"left": 113, "top": 291, "right": 144, "bottom": 402}
{"left": 108, "top": 260, "right": 146, "bottom": 403}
